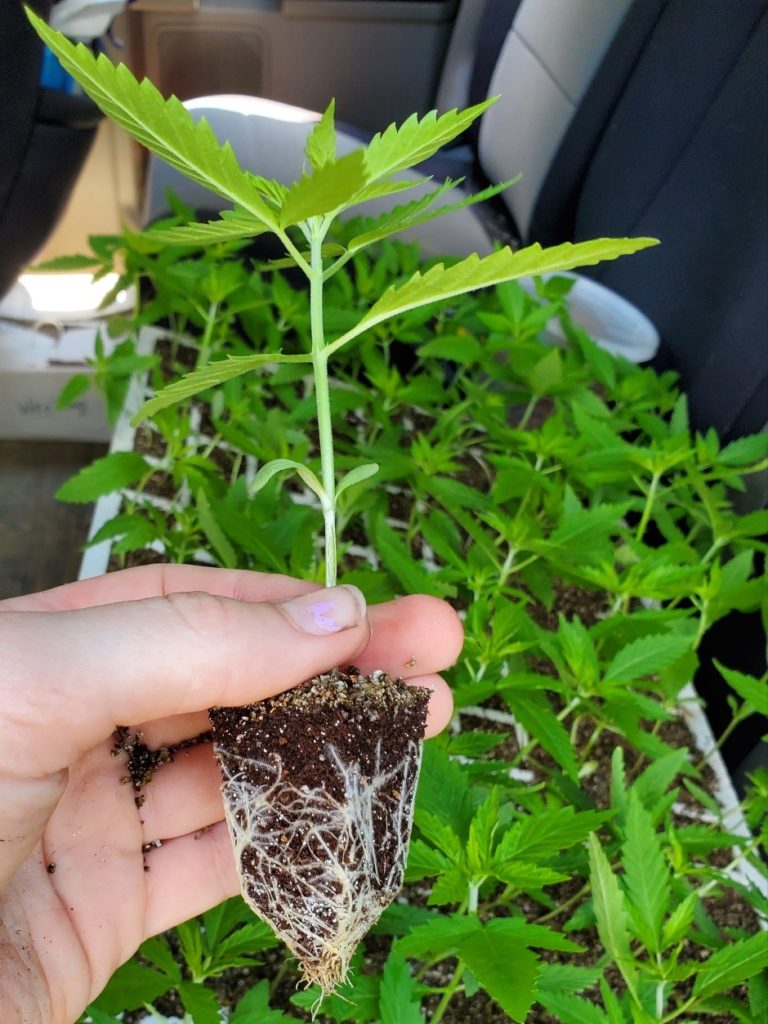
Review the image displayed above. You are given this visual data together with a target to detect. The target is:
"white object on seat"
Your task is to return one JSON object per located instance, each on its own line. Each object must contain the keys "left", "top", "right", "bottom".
{"left": 518, "top": 271, "right": 660, "bottom": 363}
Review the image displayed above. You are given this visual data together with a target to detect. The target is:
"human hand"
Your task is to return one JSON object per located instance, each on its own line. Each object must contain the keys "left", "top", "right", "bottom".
{"left": 0, "top": 564, "right": 461, "bottom": 1023}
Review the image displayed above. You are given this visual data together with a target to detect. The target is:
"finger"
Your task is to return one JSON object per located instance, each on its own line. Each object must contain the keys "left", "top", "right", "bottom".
{"left": 136, "top": 596, "right": 462, "bottom": 748}
{"left": 0, "top": 564, "right": 317, "bottom": 613}
{"left": 413, "top": 674, "right": 454, "bottom": 738}
{"left": 359, "top": 594, "right": 464, "bottom": 677}
{"left": 0, "top": 585, "right": 369, "bottom": 777}
{"left": 139, "top": 743, "right": 223, "bottom": 844}
{"left": 143, "top": 821, "right": 239, "bottom": 937}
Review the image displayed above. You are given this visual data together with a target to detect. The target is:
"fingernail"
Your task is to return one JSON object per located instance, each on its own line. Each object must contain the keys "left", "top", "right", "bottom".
{"left": 277, "top": 585, "right": 366, "bottom": 635}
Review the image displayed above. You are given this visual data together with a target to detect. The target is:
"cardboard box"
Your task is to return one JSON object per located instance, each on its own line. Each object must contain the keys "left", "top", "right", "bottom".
{"left": 0, "top": 321, "right": 110, "bottom": 441}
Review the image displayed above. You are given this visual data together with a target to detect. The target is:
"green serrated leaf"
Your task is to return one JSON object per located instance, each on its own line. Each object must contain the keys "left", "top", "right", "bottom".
{"left": 538, "top": 991, "right": 611, "bottom": 1024}
{"left": 395, "top": 912, "right": 479, "bottom": 958}
{"left": 56, "top": 372, "right": 91, "bottom": 410}
{"left": 413, "top": 809, "right": 463, "bottom": 862}
{"left": 405, "top": 838, "right": 451, "bottom": 880}
{"left": 91, "top": 960, "right": 173, "bottom": 1014}
{"left": 231, "top": 980, "right": 298, "bottom": 1023}
{"left": 466, "top": 786, "right": 501, "bottom": 873}
{"left": 132, "top": 351, "right": 311, "bottom": 423}
{"left": 535, "top": 963, "right": 605, "bottom": 995}
{"left": 487, "top": 918, "right": 584, "bottom": 954}
{"left": 139, "top": 211, "right": 267, "bottom": 249}
{"left": 347, "top": 176, "right": 518, "bottom": 255}
{"left": 178, "top": 981, "right": 221, "bottom": 1024}
{"left": 603, "top": 633, "right": 693, "bottom": 685}
{"left": 457, "top": 926, "right": 541, "bottom": 1022}
{"left": 305, "top": 100, "right": 336, "bottom": 170}
{"left": 416, "top": 742, "right": 474, "bottom": 838}
{"left": 326, "top": 238, "right": 658, "bottom": 356}
{"left": 717, "top": 432, "right": 768, "bottom": 466}
{"left": 379, "top": 953, "right": 423, "bottom": 1024}
{"left": 280, "top": 149, "right": 368, "bottom": 227}
{"left": 504, "top": 690, "right": 579, "bottom": 781}
{"left": 633, "top": 748, "right": 693, "bottom": 810}
{"left": 661, "top": 891, "right": 698, "bottom": 949}
{"left": 364, "top": 99, "right": 496, "bottom": 180}
{"left": 529, "top": 348, "right": 564, "bottom": 394}
{"left": 692, "top": 932, "right": 768, "bottom": 1000}
{"left": 588, "top": 833, "right": 636, "bottom": 985}
{"left": 492, "top": 861, "right": 570, "bottom": 888}
{"left": 496, "top": 807, "right": 612, "bottom": 862}
{"left": 196, "top": 488, "right": 237, "bottom": 568}
{"left": 714, "top": 660, "right": 767, "bottom": 715}
{"left": 28, "top": 12, "right": 280, "bottom": 229}
{"left": 622, "top": 792, "right": 670, "bottom": 953}
{"left": 55, "top": 451, "right": 150, "bottom": 503}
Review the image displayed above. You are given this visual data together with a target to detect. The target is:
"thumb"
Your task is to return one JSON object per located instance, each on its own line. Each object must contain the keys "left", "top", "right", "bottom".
{"left": 0, "top": 585, "right": 367, "bottom": 889}
{"left": 0, "top": 584, "right": 369, "bottom": 777}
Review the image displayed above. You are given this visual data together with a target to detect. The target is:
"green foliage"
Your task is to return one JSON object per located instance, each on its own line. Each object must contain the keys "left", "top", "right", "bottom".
{"left": 33, "top": 12, "right": 767, "bottom": 1018}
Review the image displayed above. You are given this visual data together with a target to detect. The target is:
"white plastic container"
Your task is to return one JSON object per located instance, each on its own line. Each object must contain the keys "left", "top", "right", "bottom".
{"left": 519, "top": 271, "right": 660, "bottom": 363}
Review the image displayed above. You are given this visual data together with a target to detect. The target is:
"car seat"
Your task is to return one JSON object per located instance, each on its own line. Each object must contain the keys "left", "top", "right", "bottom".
{"left": 144, "top": 0, "right": 767, "bottom": 444}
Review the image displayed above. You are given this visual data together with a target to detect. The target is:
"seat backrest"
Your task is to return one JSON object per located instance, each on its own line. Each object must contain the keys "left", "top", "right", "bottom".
{"left": 475, "top": 0, "right": 631, "bottom": 238}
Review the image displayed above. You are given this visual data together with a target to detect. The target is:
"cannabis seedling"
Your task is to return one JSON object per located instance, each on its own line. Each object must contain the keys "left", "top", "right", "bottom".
{"left": 31, "top": 9, "right": 657, "bottom": 994}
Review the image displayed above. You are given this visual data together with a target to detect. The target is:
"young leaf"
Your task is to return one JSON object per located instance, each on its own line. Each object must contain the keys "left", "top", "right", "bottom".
{"left": 621, "top": 792, "right": 670, "bottom": 953}
{"left": 250, "top": 458, "right": 326, "bottom": 503}
{"left": 55, "top": 451, "right": 150, "bottom": 503}
{"left": 56, "top": 373, "right": 91, "bottom": 410}
{"left": 537, "top": 991, "right": 611, "bottom": 1024}
{"left": 378, "top": 953, "right": 423, "bottom": 1024}
{"left": 196, "top": 488, "right": 238, "bottom": 569}
{"left": 633, "top": 748, "right": 692, "bottom": 810}
{"left": 28, "top": 12, "right": 280, "bottom": 229}
{"left": 325, "top": 238, "right": 659, "bottom": 356}
{"left": 178, "top": 980, "right": 222, "bottom": 1024}
{"left": 496, "top": 807, "right": 612, "bottom": 862}
{"left": 587, "top": 833, "right": 636, "bottom": 985}
{"left": 692, "top": 932, "right": 768, "bottom": 1000}
{"left": 457, "top": 927, "right": 541, "bottom": 1022}
{"left": 363, "top": 99, "right": 497, "bottom": 180}
{"left": 305, "top": 100, "right": 336, "bottom": 170}
{"left": 535, "top": 963, "right": 605, "bottom": 996}
{"left": 504, "top": 690, "right": 579, "bottom": 781}
{"left": 231, "top": 979, "right": 298, "bottom": 1023}
{"left": 466, "top": 785, "right": 501, "bottom": 873}
{"left": 133, "top": 351, "right": 311, "bottom": 423}
{"left": 90, "top": 960, "right": 173, "bottom": 1014}
{"left": 279, "top": 150, "right": 368, "bottom": 227}
{"left": 405, "top": 838, "right": 451, "bottom": 880}
{"left": 395, "top": 912, "right": 479, "bottom": 959}
{"left": 661, "top": 891, "right": 698, "bottom": 948}
{"left": 714, "top": 659, "right": 767, "bottom": 715}
{"left": 345, "top": 177, "right": 517, "bottom": 255}
{"left": 140, "top": 210, "right": 268, "bottom": 249}
{"left": 603, "top": 633, "right": 693, "bottom": 685}
{"left": 335, "top": 462, "right": 380, "bottom": 500}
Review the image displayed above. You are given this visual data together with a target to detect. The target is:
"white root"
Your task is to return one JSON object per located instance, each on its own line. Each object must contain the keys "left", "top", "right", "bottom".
{"left": 216, "top": 736, "right": 423, "bottom": 993}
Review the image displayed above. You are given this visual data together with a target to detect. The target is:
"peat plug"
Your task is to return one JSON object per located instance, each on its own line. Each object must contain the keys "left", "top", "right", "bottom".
{"left": 210, "top": 668, "right": 429, "bottom": 992}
